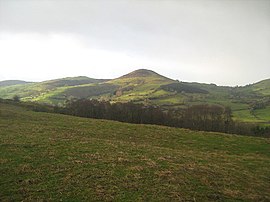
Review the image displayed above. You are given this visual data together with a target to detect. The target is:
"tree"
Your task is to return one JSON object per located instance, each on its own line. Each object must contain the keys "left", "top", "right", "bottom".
{"left": 13, "top": 95, "right": 20, "bottom": 102}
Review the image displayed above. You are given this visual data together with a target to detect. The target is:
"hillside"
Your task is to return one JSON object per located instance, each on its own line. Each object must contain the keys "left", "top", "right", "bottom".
{"left": 0, "top": 69, "right": 269, "bottom": 123}
{"left": 118, "top": 69, "right": 172, "bottom": 79}
{"left": 0, "top": 80, "right": 32, "bottom": 87}
{"left": 248, "top": 79, "right": 270, "bottom": 96}
{"left": 0, "top": 76, "right": 108, "bottom": 105}
{"left": 54, "top": 69, "right": 175, "bottom": 103}
{"left": 108, "top": 69, "right": 175, "bottom": 102}
{"left": 0, "top": 102, "right": 269, "bottom": 201}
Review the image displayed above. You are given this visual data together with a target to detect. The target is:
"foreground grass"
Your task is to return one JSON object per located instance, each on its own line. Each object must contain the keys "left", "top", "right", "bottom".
{"left": 0, "top": 103, "right": 269, "bottom": 201}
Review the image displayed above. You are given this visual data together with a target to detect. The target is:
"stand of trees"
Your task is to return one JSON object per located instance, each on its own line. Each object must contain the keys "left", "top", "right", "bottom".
{"left": 58, "top": 99, "right": 168, "bottom": 125}
{"left": 54, "top": 99, "right": 269, "bottom": 137}
{"left": 1, "top": 98, "right": 268, "bottom": 137}
{"left": 176, "top": 104, "right": 232, "bottom": 133}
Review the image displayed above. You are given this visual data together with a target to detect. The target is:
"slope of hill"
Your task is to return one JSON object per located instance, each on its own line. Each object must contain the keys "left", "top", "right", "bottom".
{"left": 0, "top": 80, "right": 32, "bottom": 87}
{"left": 249, "top": 79, "right": 270, "bottom": 96}
{"left": 0, "top": 69, "right": 269, "bottom": 123}
{"left": 107, "top": 69, "right": 175, "bottom": 102}
{"left": 22, "top": 69, "right": 177, "bottom": 104}
{"left": 118, "top": 69, "right": 172, "bottom": 79}
{"left": 38, "top": 76, "right": 108, "bottom": 89}
{"left": 0, "top": 102, "right": 269, "bottom": 201}
{"left": 0, "top": 76, "right": 108, "bottom": 104}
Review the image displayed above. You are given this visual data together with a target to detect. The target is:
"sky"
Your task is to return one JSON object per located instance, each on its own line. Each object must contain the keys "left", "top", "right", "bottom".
{"left": 0, "top": 0, "right": 269, "bottom": 86}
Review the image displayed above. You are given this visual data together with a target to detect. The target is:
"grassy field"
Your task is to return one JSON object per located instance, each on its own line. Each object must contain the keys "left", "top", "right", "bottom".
{"left": 0, "top": 103, "right": 269, "bottom": 201}
{"left": 232, "top": 109, "right": 261, "bottom": 123}
{"left": 254, "top": 106, "right": 270, "bottom": 123}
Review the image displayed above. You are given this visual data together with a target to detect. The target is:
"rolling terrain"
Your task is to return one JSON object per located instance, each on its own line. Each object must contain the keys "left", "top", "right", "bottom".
{"left": 0, "top": 76, "right": 108, "bottom": 105}
{"left": 0, "top": 69, "right": 269, "bottom": 123}
{"left": 0, "top": 102, "right": 269, "bottom": 201}
{"left": 0, "top": 80, "right": 32, "bottom": 87}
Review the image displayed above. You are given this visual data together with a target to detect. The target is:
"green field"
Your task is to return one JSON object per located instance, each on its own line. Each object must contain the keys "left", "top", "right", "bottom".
{"left": 0, "top": 103, "right": 269, "bottom": 201}
{"left": 232, "top": 109, "right": 261, "bottom": 123}
{"left": 254, "top": 106, "right": 270, "bottom": 122}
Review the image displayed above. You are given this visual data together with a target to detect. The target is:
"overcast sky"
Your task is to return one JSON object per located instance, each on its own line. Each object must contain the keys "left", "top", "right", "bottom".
{"left": 0, "top": 0, "right": 269, "bottom": 86}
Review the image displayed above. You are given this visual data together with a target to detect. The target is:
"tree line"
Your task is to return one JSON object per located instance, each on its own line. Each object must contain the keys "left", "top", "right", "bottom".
{"left": 1, "top": 97, "right": 269, "bottom": 137}
{"left": 54, "top": 99, "right": 269, "bottom": 137}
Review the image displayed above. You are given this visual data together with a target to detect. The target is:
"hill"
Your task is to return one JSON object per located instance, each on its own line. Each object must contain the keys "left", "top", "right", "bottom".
{"left": 0, "top": 102, "right": 269, "bottom": 201}
{"left": 248, "top": 78, "right": 270, "bottom": 96}
{"left": 107, "top": 69, "right": 175, "bottom": 102}
{"left": 0, "top": 69, "right": 269, "bottom": 123}
{"left": 0, "top": 80, "right": 32, "bottom": 87}
{"left": 37, "top": 76, "right": 108, "bottom": 89}
{"left": 0, "top": 76, "right": 108, "bottom": 105}
{"left": 118, "top": 69, "right": 172, "bottom": 79}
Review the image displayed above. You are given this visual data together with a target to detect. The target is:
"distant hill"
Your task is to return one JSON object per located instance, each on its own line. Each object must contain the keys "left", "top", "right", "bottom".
{"left": 118, "top": 69, "right": 172, "bottom": 80}
{"left": 40, "top": 76, "right": 109, "bottom": 89}
{"left": 160, "top": 83, "right": 208, "bottom": 94}
{"left": 106, "top": 69, "right": 175, "bottom": 102}
{"left": 249, "top": 79, "right": 270, "bottom": 95}
{"left": 0, "top": 69, "right": 269, "bottom": 123}
{"left": 0, "top": 80, "right": 32, "bottom": 87}
{"left": 0, "top": 76, "right": 108, "bottom": 104}
{"left": 111, "top": 69, "right": 173, "bottom": 85}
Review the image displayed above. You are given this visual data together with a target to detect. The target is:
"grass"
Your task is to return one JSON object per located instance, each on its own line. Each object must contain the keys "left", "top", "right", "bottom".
{"left": 251, "top": 79, "right": 270, "bottom": 95}
{"left": 151, "top": 94, "right": 185, "bottom": 105}
{"left": 254, "top": 106, "right": 270, "bottom": 122}
{"left": 0, "top": 77, "right": 106, "bottom": 103}
{"left": 232, "top": 109, "right": 261, "bottom": 123}
{"left": 0, "top": 103, "right": 269, "bottom": 201}
{"left": 32, "top": 86, "right": 70, "bottom": 105}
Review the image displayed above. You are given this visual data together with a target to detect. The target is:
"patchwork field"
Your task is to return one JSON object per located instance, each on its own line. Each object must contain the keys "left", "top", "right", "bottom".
{"left": 0, "top": 103, "right": 269, "bottom": 201}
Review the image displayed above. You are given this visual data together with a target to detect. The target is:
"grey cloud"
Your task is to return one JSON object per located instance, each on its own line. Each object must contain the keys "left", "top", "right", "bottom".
{"left": 0, "top": 0, "right": 270, "bottom": 85}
